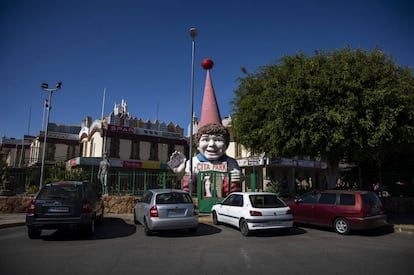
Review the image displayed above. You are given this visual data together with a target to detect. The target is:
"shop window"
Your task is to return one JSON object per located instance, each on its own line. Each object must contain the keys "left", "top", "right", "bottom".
{"left": 131, "top": 140, "right": 140, "bottom": 159}
{"left": 109, "top": 138, "right": 120, "bottom": 158}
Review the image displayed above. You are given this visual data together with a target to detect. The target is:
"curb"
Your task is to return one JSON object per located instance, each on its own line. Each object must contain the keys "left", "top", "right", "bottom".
{"left": 107, "top": 213, "right": 213, "bottom": 224}
{"left": 1, "top": 214, "right": 413, "bottom": 234}
{"left": 393, "top": 224, "right": 414, "bottom": 234}
{"left": 0, "top": 222, "right": 26, "bottom": 229}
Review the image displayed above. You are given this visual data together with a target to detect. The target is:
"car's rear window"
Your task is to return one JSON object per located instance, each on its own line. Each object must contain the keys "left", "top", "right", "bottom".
{"left": 339, "top": 194, "right": 356, "bottom": 205}
{"left": 318, "top": 193, "right": 336, "bottom": 204}
{"left": 156, "top": 192, "right": 193, "bottom": 204}
{"left": 361, "top": 192, "right": 382, "bottom": 206}
{"left": 250, "top": 194, "right": 286, "bottom": 208}
{"left": 37, "top": 184, "right": 82, "bottom": 201}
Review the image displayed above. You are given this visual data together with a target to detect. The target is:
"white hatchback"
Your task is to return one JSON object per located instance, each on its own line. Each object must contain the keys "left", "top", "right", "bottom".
{"left": 211, "top": 192, "right": 293, "bottom": 236}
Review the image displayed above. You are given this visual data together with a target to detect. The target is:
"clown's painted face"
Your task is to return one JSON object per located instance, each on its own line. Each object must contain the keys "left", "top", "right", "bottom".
{"left": 198, "top": 134, "right": 226, "bottom": 160}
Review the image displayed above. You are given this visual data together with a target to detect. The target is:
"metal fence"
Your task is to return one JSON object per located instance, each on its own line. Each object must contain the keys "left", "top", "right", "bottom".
{"left": 87, "top": 170, "right": 258, "bottom": 196}
{"left": 98, "top": 171, "right": 181, "bottom": 196}
{"left": 0, "top": 166, "right": 259, "bottom": 197}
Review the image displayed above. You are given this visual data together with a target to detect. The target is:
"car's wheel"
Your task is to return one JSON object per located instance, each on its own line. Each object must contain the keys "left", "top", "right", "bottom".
{"left": 133, "top": 209, "right": 140, "bottom": 225}
{"left": 96, "top": 208, "right": 104, "bottom": 225}
{"left": 334, "top": 217, "right": 350, "bottom": 235}
{"left": 83, "top": 219, "right": 95, "bottom": 236}
{"left": 212, "top": 211, "right": 220, "bottom": 225}
{"left": 239, "top": 219, "right": 251, "bottom": 236}
{"left": 28, "top": 227, "right": 41, "bottom": 239}
{"left": 143, "top": 218, "right": 152, "bottom": 236}
{"left": 99, "top": 211, "right": 104, "bottom": 224}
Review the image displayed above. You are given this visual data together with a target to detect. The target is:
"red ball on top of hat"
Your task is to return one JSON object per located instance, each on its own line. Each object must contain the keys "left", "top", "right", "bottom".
{"left": 201, "top": 58, "right": 214, "bottom": 70}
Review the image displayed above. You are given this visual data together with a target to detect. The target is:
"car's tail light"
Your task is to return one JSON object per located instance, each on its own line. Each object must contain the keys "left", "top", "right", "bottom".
{"left": 150, "top": 205, "right": 159, "bottom": 217}
{"left": 250, "top": 210, "right": 262, "bottom": 216}
{"left": 27, "top": 199, "right": 36, "bottom": 215}
{"left": 362, "top": 205, "right": 370, "bottom": 217}
{"left": 362, "top": 205, "right": 379, "bottom": 217}
{"left": 362, "top": 204, "right": 384, "bottom": 217}
{"left": 82, "top": 200, "right": 92, "bottom": 213}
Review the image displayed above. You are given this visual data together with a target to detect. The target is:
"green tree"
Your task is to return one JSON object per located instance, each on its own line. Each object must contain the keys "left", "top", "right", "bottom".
{"left": 232, "top": 47, "right": 414, "bottom": 187}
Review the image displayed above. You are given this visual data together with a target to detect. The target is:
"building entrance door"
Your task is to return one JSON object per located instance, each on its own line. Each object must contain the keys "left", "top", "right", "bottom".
{"left": 197, "top": 171, "right": 231, "bottom": 213}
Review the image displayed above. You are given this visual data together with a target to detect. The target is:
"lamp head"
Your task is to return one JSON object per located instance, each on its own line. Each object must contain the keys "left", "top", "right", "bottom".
{"left": 41, "top": 83, "right": 48, "bottom": 89}
{"left": 190, "top": 28, "right": 197, "bottom": 40}
{"left": 56, "top": 82, "right": 62, "bottom": 89}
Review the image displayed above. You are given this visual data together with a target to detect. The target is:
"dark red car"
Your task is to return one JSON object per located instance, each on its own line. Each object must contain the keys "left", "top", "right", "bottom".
{"left": 287, "top": 190, "right": 387, "bottom": 234}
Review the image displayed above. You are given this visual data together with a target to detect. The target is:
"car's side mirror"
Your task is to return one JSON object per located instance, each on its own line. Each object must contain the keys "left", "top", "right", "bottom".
{"left": 134, "top": 198, "right": 141, "bottom": 204}
{"left": 294, "top": 198, "right": 301, "bottom": 205}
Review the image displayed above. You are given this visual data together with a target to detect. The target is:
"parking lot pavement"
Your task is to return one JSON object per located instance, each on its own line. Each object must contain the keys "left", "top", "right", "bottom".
{"left": 1, "top": 213, "right": 413, "bottom": 233}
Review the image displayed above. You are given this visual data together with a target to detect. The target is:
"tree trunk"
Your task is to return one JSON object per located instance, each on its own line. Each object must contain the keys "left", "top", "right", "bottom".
{"left": 324, "top": 159, "right": 340, "bottom": 189}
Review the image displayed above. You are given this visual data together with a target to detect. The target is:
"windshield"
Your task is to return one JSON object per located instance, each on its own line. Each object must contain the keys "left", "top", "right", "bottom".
{"left": 156, "top": 192, "right": 193, "bottom": 204}
{"left": 37, "top": 184, "right": 82, "bottom": 201}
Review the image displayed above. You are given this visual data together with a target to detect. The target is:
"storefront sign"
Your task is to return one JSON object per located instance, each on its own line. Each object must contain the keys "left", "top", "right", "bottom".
{"left": 107, "top": 125, "right": 134, "bottom": 134}
{"left": 237, "top": 157, "right": 264, "bottom": 167}
{"left": 47, "top": 131, "right": 79, "bottom": 140}
{"left": 123, "top": 160, "right": 142, "bottom": 168}
{"left": 197, "top": 162, "right": 227, "bottom": 172}
{"left": 268, "top": 157, "right": 327, "bottom": 169}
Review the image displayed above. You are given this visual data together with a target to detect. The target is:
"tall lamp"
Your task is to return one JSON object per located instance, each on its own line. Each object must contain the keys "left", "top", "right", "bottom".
{"left": 39, "top": 82, "right": 62, "bottom": 188}
{"left": 188, "top": 27, "right": 197, "bottom": 196}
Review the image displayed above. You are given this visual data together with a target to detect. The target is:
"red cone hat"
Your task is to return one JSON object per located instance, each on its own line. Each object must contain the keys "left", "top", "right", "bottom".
{"left": 198, "top": 58, "right": 222, "bottom": 128}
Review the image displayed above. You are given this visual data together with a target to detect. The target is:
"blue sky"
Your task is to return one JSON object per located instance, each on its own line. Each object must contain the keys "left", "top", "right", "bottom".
{"left": 1, "top": 0, "right": 413, "bottom": 139}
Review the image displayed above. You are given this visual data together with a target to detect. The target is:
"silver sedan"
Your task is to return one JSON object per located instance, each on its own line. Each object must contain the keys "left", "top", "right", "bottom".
{"left": 134, "top": 189, "right": 199, "bottom": 235}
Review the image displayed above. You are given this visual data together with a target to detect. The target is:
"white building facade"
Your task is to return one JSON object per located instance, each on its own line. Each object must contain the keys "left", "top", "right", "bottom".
{"left": 71, "top": 100, "right": 187, "bottom": 171}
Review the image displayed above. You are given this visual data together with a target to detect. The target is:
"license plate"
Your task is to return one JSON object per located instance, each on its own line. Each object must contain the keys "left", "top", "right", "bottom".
{"left": 168, "top": 209, "right": 185, "bottom": 217}
{"left": 48, "top": 207, "right": 69, "bottom": 213}
{"left": 266, "top": 221, "right": 281, "bottom": 226}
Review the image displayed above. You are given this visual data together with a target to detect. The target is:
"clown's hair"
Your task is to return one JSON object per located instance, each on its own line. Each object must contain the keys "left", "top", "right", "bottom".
{"left": 195, "top": 123, "right": 230, "bottom": 148}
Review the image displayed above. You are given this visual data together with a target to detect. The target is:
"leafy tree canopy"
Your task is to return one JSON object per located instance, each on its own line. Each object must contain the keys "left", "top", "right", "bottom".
{"left": 231, "top": 47, "right": 414, "bottom": 172}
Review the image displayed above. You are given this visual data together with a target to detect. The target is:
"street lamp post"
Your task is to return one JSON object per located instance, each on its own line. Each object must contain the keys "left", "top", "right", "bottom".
{"left": 188, "top": 27, "right": 197, "bottom": 196}
{"left": 39, "top": 82, "right": 62, "bottom": 189}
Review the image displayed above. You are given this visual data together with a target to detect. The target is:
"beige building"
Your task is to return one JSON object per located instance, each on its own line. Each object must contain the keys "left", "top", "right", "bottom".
{"left": 28, "top": 124, "right": 80, "bottom": 167}
{"left": 71, "top": 99, "right": 187, "bottom": 171}
{"left": 0, "top": 135, "right": 34, "bottom": 167}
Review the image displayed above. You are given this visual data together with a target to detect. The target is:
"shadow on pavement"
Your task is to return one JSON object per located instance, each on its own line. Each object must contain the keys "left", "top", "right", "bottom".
{"left": 252, "top": 226, "right": 307, "bottom": 237}
{"left": 134, "top": 222, "right": 222, "bottom": 238}
{"left": 294, "top": 223, "right": 395, "bottom": 237}
{"left": 209, "top": 222, "right": 307, "bottom": 237}
{"left": 354, "top": 224, "right": 395, "bottom": 236}
{"left": 41, "top": 217, "right": 136, "bottom": 241}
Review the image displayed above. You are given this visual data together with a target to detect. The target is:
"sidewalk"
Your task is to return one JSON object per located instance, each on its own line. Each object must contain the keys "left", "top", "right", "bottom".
{"left": 1, "top": 213, "right": 413, "bottom": 233}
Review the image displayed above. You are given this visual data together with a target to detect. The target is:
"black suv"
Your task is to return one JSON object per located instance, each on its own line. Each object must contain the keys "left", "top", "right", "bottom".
{"left": 26, "top": 181, "right": 104, "bottom": 238}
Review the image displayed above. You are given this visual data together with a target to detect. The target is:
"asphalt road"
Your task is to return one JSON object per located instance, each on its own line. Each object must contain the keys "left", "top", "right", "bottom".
{"left": 0, "top": 218, "right": 413, "bottom": 275}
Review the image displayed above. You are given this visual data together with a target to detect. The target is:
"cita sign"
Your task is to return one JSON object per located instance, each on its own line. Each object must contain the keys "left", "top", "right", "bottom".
{"left": 197, "top": 162, "right": 227, "bottom": 172}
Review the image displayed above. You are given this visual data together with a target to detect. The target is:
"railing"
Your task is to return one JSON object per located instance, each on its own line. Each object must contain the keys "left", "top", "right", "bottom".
{"left": 91, "top": 171, "right": 181, "bottom": 196}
